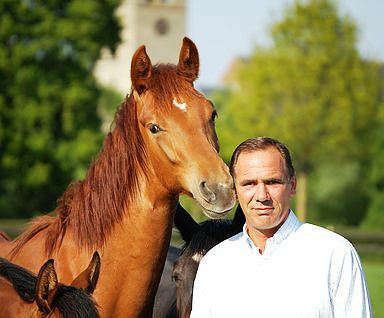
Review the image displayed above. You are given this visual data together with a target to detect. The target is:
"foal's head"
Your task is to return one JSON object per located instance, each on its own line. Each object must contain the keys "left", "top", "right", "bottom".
{"left": 129, "top": 37, "right": 236, "bottom": 218}
{"left": 0, "top": 252, "right": 101, "bottom": 318}
{"left": 172, "top": 204, "right": 245, "bottom": 318}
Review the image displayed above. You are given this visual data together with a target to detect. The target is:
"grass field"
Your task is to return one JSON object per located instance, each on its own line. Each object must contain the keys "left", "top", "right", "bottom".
{"left": 363, "top": 260, "right": 384, "bottom": 317}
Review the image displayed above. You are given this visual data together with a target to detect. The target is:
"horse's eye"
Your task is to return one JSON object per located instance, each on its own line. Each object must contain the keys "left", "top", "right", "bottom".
{"left": 149, "top": 124, "right": 161, "bottom": 134}
{"left": 211, "top": 110, "right": 218, "bottom": 123}
{"left": 172, "top": 273, "right": 181, "bottom": 282}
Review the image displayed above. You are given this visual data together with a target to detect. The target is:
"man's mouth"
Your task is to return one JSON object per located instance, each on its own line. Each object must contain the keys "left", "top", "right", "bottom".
{"left": 251, "top": 207, "right": 274, "bottom": 214}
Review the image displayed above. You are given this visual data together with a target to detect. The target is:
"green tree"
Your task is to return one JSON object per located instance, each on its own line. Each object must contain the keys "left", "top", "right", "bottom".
{"left": 217, "top": 0, "right": 382, "bottom": 224}
{"left": 362, "top": 103, "right": 384, "bottom": 230}
{"left": 0, "top": 0, "right": 120, "bottom": 218}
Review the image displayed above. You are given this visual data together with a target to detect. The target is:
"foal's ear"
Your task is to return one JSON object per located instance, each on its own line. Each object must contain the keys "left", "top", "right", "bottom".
{"left": 131, "top": 45, "right": 153, "bottom": 94}
{"left": 35, "top": 259, "right": 58, "bottom": 314}
{"left": 177, "top": 37, "right": 199, "bottom": 82}
{"left": 174, "top": 203, "right": 200, "bottom": 244}
{"left": 71, "top": 251, "right": 101, "bottom": 294}
{"left": 230, "top": 204, "right": 245, "bottom": 235}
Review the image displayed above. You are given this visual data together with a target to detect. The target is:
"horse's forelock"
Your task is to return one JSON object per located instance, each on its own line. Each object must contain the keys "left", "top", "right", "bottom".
{"left": 54, "top": 285, "right": 100, "bottom": 318}
{"left": 148, "top": 65, "right": 200, "bottom": 112}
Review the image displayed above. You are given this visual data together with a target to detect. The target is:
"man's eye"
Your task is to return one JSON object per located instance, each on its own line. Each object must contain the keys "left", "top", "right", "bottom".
{"left": 266, "top": 180, "right": 283, "bottom": 186}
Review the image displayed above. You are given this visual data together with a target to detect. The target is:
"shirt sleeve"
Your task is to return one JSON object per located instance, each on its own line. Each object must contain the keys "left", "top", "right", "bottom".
{"left": 190, "top": 256, "right": 213, "bottom": 318}
{"left": 332, "top": 243, "right": 372, "bottom": 318}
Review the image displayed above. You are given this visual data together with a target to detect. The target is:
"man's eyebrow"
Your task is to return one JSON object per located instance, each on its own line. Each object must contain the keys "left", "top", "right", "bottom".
{"left": 238, "top": 176, "right": 285, "bottom": 185}
{"left": 238, "top": 178, "right": 255, "bottom": 185}
{"left": 267, "top": 177, "right": 285, "bottom": 182}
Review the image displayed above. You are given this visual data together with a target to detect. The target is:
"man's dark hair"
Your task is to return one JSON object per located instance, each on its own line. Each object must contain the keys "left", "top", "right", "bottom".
{"left": 229, "top": 137, "right": 295, "bottom": 180}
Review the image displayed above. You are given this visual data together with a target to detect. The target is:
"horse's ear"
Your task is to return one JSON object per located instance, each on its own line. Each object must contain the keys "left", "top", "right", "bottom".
{"left": 177, "top": 37, "right": 199, "bottom": 82}
{"left": 131, "top": 45, "right": 153, "bottom": 94}
{"left": 230, "top": 204, "right": 245, "bottom": 235}
{"left": 71, "top": 251, "right": 101, "bottom": 294}
{"left": 174, "top": 203, "right": 200, "bottom": 244}
{"left": 35, "top": 259, "right": 58, "bottom": 315}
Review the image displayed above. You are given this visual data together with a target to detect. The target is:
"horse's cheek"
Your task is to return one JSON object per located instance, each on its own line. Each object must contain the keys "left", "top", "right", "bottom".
{"left": 157, "top": 137, "right": 178, "bottom": 164}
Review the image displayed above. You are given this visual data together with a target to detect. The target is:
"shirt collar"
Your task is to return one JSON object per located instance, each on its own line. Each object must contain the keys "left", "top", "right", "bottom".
{"left": 242, "top": 210, "right": 302, "bottom": 249}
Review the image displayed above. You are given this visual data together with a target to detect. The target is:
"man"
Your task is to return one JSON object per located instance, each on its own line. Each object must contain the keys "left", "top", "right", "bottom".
{"left": 191, "top": 137, "right": 372, "bottom": 318}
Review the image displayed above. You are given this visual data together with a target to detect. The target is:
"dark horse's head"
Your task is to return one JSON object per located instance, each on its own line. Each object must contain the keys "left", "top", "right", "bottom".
{"left": 172, "top": 204, "right": 245, "bottom": 318}
{"left": 0, "top": 252, "right": 101, "bottom": 318}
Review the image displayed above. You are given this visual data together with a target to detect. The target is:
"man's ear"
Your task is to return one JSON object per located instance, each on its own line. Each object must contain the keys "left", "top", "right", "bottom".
{"left": 290, "top": 176, "right": 297, "bottom": 195}
{"left": 232, "top": 176, "right": 238, "bottom": 199}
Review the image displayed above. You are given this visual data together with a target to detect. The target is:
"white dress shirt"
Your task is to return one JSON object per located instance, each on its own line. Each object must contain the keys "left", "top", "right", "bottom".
{"left": 191, "top": 211, "right": 372, "bottom": 318}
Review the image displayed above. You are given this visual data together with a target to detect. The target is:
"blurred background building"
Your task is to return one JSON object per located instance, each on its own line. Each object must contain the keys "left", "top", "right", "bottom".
{"left": 94, "top": 0, "right": 186, "bottom": 95}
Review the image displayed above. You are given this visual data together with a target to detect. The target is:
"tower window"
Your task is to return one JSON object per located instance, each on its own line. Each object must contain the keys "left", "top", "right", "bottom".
{"left": 154, "top": 18, "right": 169, "bottom": 35}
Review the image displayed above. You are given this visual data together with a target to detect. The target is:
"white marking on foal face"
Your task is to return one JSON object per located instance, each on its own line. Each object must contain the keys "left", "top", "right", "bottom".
{"left": 192, "top": 252, "right": 204, "bottom": 262}
{"left": 173, "top": 98, "right": 187, "bottom": 112}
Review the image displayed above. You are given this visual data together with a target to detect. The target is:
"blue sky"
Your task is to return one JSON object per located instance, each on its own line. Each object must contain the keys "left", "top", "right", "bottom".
{"left": 187, "top": 0, "right": 384, "bottom": 88}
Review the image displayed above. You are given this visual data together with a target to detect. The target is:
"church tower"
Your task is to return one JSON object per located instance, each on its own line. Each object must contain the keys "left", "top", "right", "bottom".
{"left": 94, "top": 0, "right": 186, "bottom": 95}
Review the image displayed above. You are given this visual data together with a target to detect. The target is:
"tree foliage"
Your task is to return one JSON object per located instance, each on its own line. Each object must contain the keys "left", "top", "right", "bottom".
{"left": 0, "top": 0, "right": 120, "bottom": 218}
{"left": 362, "top": 104, "right": 384, "bottom": 230}
{"left": 216, "top": 0, "right": 383, "bottom": 225}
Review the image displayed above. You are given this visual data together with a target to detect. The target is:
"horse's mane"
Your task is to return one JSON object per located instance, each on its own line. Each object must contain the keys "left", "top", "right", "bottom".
{"left": 10, "top": 64, "right": 198, "bottom": 258}
{"left": 0, "top": 257, "right": 35, "bottom": 302}
{"left": 52, "top": 285, "right": 100, "bottom": 318}
{"left": 181, "top": 206, "right": 245, "bottom": 257}
{"left": 0, "top": 231, "right": 11, "bottom": 241}
{"left": 181, "top": 220, "right": 233, "bottom": 257}
{"left": 0, "top": 257, "right": 99, "bottom": 318}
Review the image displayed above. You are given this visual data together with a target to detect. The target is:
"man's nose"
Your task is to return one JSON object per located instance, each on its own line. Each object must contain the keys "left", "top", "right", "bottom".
{"left": 254, "top": 183, "right": 269, "bottom": 202}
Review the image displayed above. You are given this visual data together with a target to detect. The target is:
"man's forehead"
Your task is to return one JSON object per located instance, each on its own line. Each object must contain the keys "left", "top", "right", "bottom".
{"left": 235, "top": 149, "right": 287, "bottom": 177}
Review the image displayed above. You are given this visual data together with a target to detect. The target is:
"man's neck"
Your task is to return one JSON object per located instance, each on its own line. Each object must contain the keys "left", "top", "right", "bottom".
{"left": 246, "top": 211, "right": 291, "bottom": 254}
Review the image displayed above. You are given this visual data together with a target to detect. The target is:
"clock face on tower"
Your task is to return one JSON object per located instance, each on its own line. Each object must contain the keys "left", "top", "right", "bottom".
{"left": 154, "top": 18, "right": 169, "bottom": 35}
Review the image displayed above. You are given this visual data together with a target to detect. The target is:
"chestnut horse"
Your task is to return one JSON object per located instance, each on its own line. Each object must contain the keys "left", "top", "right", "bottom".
{"left": 0, "top": 37, "right": 235, "bottom": 317}
{"left": 0, "top": 252, "right": 100, "bottom": 318}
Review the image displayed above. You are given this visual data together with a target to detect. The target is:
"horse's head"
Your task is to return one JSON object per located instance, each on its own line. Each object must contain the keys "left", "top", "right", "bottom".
{"left": 35, "top": 252, "right": 101, "bottom": 318}
{"left": 0, "top": 252, "right": 101, "bottom": 318}
{"left": 130, "top": 37, "right": 235, "bottom": 218}
{"left": 172, "top": 204, "right": 245, "bottom": 317}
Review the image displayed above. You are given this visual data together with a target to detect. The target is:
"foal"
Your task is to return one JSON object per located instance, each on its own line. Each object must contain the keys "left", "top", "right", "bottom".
{"left": 0, "top": 252, "right": 100, "bottom": 318}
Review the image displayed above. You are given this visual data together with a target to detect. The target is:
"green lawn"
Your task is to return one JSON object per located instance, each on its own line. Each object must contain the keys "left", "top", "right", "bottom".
{"left": 363, "top": 260, "right": 384, "bottom": 317}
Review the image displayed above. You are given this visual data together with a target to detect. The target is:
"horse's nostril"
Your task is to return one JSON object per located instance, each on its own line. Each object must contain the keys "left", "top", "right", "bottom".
{"left": 199, "top": 181, "right": 217, "bottom": 203}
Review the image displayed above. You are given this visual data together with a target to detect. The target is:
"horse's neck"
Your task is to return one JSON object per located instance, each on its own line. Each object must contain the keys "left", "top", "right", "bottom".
{"left": 94, "top": 183, "right": 178, "bottom": 317}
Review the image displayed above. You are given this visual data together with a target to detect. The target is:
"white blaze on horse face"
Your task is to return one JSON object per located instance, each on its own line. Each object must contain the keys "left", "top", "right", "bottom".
{"left": 192, "top": 252, "right": 204, "bottom": 262}
{"left": 173, "top": 98, "right": 187, "bottom": 112}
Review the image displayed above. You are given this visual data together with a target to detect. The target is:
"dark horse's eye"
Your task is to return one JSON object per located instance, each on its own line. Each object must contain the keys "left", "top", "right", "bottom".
{"left": 172, "top": 273, "right": 181, "bottom": 282}
{"left": 149, "top": 124, "right": 161, "bottom": 134}
{"left": 211, "top": 110, "right": 218, "bottom": 123}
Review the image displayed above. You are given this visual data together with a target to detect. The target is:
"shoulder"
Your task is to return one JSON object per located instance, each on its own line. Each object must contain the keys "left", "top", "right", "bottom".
{"left": 296, "top": 223, "right": 356, "bottom": 254}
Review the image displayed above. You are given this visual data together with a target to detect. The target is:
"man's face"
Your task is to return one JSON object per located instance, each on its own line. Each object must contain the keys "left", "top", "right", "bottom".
{"left": 234, "top": 147, "right": 296, "bottom": 238}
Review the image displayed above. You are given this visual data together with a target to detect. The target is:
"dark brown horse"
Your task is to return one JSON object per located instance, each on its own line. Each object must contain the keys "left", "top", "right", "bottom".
{"left": 0, "top": 252, "right": 100, "bottom": 318}
{"left": 0, "top": 37, "right": 236, "bottom": 317}
{"left": 154, "top": 204, "right": 245, "bottom": 318}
